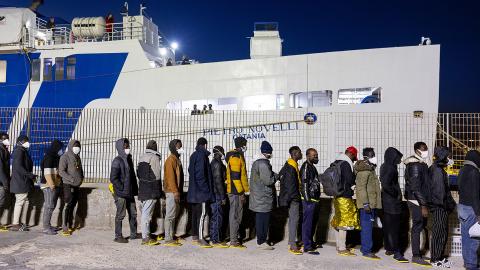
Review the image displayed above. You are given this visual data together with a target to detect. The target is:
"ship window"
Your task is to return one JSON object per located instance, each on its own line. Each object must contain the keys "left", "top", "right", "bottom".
{"left": 55, "top": 57, "right": 65, "bottom": 81}
{"left": 241, "top": 94, "right": 285, "bottom": 110}
{"left": 43, "top": 58, "right": 53, "bottom": 81}
{"left": 0, "top": 61, "right": 6, "bottom": 83}
{"left": 31, "top": 59, "right": 41, "bottom": 81}
{"left": 338, "top": 87, "right": 382, "bottom": 104}
{"left": 66, "top": 57, "right": 76, "bottom": 80}
{"left": 289, "top": 90, "right": 332, "bottom": 108}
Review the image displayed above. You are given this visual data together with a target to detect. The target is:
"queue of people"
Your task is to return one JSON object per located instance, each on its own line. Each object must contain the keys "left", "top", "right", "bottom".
{"left": 0, "top": 132, "right": 479, "bottom": 269}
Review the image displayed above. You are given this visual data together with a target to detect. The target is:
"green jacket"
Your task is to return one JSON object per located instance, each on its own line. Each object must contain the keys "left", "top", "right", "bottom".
{"left": 354, "top": 159, "right": 382, "bottom": 209}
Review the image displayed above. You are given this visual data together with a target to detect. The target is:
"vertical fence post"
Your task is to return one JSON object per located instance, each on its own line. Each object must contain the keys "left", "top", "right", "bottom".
{"left": 446, "top": 113, "right": 450, "bottom": 149}
{"left": 121, "top": 109, "right": 125, "bottom": 137}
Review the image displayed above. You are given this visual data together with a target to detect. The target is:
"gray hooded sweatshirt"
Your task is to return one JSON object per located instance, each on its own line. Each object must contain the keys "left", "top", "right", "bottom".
{"left": 59, "top": 140, "right": 84, "bottom": 186}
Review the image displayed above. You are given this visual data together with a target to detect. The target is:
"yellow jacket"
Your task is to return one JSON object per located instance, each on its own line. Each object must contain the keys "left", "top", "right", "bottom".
{"left": 226, "top": 150, "right": 249, "bottom": 194}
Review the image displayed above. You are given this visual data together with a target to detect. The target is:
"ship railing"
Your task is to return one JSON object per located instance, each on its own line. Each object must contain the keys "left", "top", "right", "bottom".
{"left": 34, "top": 25, "right": 73, "bottom": 46}
{"left": 102, "top": 22, "right": 146, "bottom": 42}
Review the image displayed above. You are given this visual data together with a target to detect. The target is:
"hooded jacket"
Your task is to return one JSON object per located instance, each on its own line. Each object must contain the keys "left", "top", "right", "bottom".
{"left": 10, "top": 140, "right": 35, "bottom": 194}
{"left": 278, "top": 159, "right": 301, "bottom": 207}
{"left": 41, "top": 139, "right": 63, "bottom": 188}
{"left": 164, "top": 139, "right": 184, "bottom": 194}
{"left": 404, "top": 154, "right": 430, "bottom": 206}
{"left": 187, "top": 145, "right": 214, "bottom": 203}
{"left": 137, "top": 142, "right": 162, "bottom": 201}
{"left": 380, "top": 147, "right": 403, "bottom": 214}
{"left": 0, "top": 142, "right": 10, "bottom": 189}
{"left": 249, "top": 156, "right": 277, "bottom": 212}
{"left": 300, "top": 161, "right": 321, "bottom": 202}
{"left": 226, "top": 149, "right": 249, "bottom": 195}
{"left": 59, "top": 140, "right": 84, "bottom": 187}
{"left": 428, "top": 147, "right": 456, "bottom": 212}
{"left": 211, "top": 154, "right": 226, "bottom": 199}
{"left": 354, "top": 159, "right": 382, "bottom": 209}
{"left": 458, "top": 150, "right": 480, "bottom": 216}
{"left": 110, "top": 139, "right": 138, "bottom": 198}
{"left": 333, "top": 153, "right": 355, "bottom": 198}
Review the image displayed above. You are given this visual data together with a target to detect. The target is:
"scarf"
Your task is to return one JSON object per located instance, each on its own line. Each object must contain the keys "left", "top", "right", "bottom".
{"left": 287, "top": 158, "right": 301, "bottom": 185}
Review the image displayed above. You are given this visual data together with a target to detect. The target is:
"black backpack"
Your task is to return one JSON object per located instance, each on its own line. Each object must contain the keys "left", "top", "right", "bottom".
{"left": 320, "top": 161, "right": 345, "bottom": 197}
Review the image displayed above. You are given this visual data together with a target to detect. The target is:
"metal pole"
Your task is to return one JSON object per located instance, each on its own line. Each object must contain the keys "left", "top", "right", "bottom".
{"left": 446, "top": 113, "right": 450, "bottom": 148}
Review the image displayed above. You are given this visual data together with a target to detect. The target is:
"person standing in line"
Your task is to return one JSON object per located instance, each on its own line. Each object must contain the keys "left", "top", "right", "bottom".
{"left": 354, "top": 147, "right": 382, "bottom": 260}
{"left": 59, "top": 140, "right": 84, "bottom": 236}
{"left": 9, "top": 135, "right": 36, "bottom": 232}
{"left": 210, "top": 145, "right": 228, "bottom": 248}
{"left": 404, "top": 142, "right": 432, "bottom": 267}
{"left": 380, "top": 147, "right": 408, "bottom": 263}
{"left": 137, "top": 140, "right": 162, "bottom": 246}
{"left": 300, "top": 148, "right": 321, "bottom": 255}
{"left": 163, "top": 139, "right": 185, "bottom": 247}
{"left": 187, "top": 137, "right": 214, "bottom": 248}
{"left": 278, "top": 146, "right": 303, "bottom": 255}
{"left": 226, "top": 137, "right": 249, "bottom": 248}
{"left": 428, "top": 146, "right": 456, "bottom": 268}
{"left": 110, "top": 138, "right": 139, "bottom": 243}
{"left": 249, "top": 141, "right": 277, "bottom": 250}
{"left": 41, "top": 139, "right": 64, "bottom": 235}
{"left": 0, "top": 132, "right": 11, "bottom": 232}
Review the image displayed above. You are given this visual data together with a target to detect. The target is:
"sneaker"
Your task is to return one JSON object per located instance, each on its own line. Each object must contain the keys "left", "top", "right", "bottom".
{"left": 156, "top": 235, "right": 165, "bottom": 241}
{"left": 114, "top": 237, "right": 128, "bottom": 244}
{"left": 412, "top": 257, "right": 432, "bottom": 268}
{"left": 9, "top": 224, "right": 28, "bottom": 232}
{"left": 362, "top": 253, "right": 381, "bottom": 260}
{"left": 43, "top": 228, "right": 57, "bottom": 235}
{"left": 394, "top": 256, "right": 409, "bottom": 263}
{"left": 385, "top": 250, "right": 394, "bottom": 256}
{"left": 130, "top": 233, "right": 142, "bottom": 240}
{"left": 230, "top": 243, "right": 247, "bottom": 249}
{"left": 60, "top": 230, "right": 72, "bottom": 237}
{"left": 197, "top": 239, "right": 212, "bottom": 248}
{"left": 0, "top": 225, "right": 8, "bottom": 232}
{"left": 288, "top": 245, "right": 303, "bottom": 255}
{"left": 338, "top": 249, "right": 356, "bottom": 256}
{"left": 430, "top": 258, "right": 451, "bottom": 268}
{"left": 257, "top": 243, "right": 274, "bottom": 250}
{"left": 304, "top": 248, "right": 320, "bottom": 255}
{"left": 212, "top": 242, "right": 229, "bottom": 248}
{"left": 164, "top": 240, "right": 183, "bottom": 247}
{"left": 141, "top": 238, "right": 159, "bottom": 246}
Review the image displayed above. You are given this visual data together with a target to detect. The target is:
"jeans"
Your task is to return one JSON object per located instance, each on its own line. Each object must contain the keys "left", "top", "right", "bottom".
{"left": 164, "top": 193, "right": 178, "bottom": 241}
{"left": 141, "top": 199, "right": 157, "bottom": 239}
{"left": 255, "top": 212, "right": 270, "bottom": 245}
{"left": 63, "top": 184, "right": 79, "bottom": 230}
{"left": 114, "top": 196, "right": 138, "bottom": 238}
{"left": 42, "top": 187, "right": 61, "bottom": 229}
{"left": 458, "top": 204, "right": 480, "bottom": 270}
{"left": 408, "top": 202, "right": 427, "bottom": 257}
{"left": 360, "top": 208, "right": 375, "bottom": 255}
{"left": 191, "top": 202, "right": 208, "bottom": 240}
{"left": 228, "top": 194, "right": 244, "bottom": 244}
{"left": 210, "top": 198, "right": 224, "bottom": 243}
{"left": 302, "top": 201, "right": 317, "bottom": 250}
{"left": 13, "top": 193, "right": 28, "bottom": 225}
{"left": 287, "top": 200, "right": 300, "bottom": 246}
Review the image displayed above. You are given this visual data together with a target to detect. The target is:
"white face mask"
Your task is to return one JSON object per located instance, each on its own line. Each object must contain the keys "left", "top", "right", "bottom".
{"left": 2, "top": 139, "right": 10, "bottom": 146}
{"left": 124, "top": 149, "right": 131, "bottom": 155}
{"left": 177, "top": 148, "right": 185, "bottom": 155}
{"left": 447, "top": 158, "right": 454, "bottom": 166}
{"left": 72, "top": 147, "right": 81, "bottom": 155}
{"left": 368, "top": 156, "right": 377, "bottom": 165}
{"left": 58, "top": 149, "right": 63, "bottom": 156}
{"left": 419, "top": 150, "right": 429, "bottom": 159}
{"left": 22, "top": 142, "right": 30, "bottom": 149}
{"left": 241, "top": 146, "right": 247, "bottom": 153}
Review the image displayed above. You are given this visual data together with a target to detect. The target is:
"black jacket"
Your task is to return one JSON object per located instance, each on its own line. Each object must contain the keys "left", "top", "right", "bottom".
{"left": 458, "top": 150, "right": 480, "bottom": 216}
{"left": 10, "top": 145, "right": 35, "bottom": 194}
{"left": 40, "top": 140, "right": 63, "bottom": 185}
{"left": 211, "top": 156, "right": 226, "bottom": 200}
{"left": 137, "top": 149, "right": 162, "bottom": 201}
{"left": 187, "top": 146, "right": 214, "bottom": 203}
{"left": 110, "top": 139, "right": 138, "bottom": 199}
{"left": 380, "top": 147, "right": 403, "bottom": 214}
{"left": 278, "top": 160, "right": 301, "bottom": 207}
{"left": 333, "top": 157, "right": 355, "bottom": 198}
{"left": 428, "top": 147, "right": 456, "bottom": 212}
{"left": 0, "top": 144, "right": 10, "bottom": 189}
{"left": 300, "top": 161, "right": 320, "bottom": 202}
{"left": 404, "top": 155, "right": 430, "bottom": 206}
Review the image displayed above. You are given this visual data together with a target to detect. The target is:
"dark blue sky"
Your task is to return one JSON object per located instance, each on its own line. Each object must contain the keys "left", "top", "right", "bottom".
{"left": 4, "top": 0, "right": 479, "bottom": 112}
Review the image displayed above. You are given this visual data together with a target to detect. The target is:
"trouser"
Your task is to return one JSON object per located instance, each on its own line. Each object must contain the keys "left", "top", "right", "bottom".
{"left": 210, "top": 198, "right": 224, "bottom": 243}
{"left": 0, "top": 186, "right": 8, "bottom": 222}
{"left": 164, "top": 193, "right": 178, "bottom": 241}
{"left": 383, "top": 212, "right": 403, "bottom": 257}
{"left": 359, "top": 208, "right": 375, "bottom": 255}
{"left": 191, "top": 202, "right": 208, "bottom": 240}
{"left": 114, "top": 196, "right": 138, "bottom": 238}
{"left": 458, "top": 203, "right": 480, "bottom": 270}
{"left": 431, "top": 208, "right": 449, "bottom": 262}
{"left": 13, "top": 193, "right": 28, "bottom": 225}
{"left": 408, "top": 202, "right": 427, "bottom": 257}
{"left": 302, "top": 201, "right": 317, "bottom": 250}
{"left": 141, "top": 199, "right": 157, "bottom": 239}
{"left": 287, "top": 200, "right": 300, "bottom": 246}
{"left": 63, "top": 184, "right": 80, "bottom": 230}
{"left": 228, "top": 194, "right": 243, "bottom": 244}
{"left": 42, "top": 187, "right": 61, "bottom": 229}
{"left": 336, "top": 229, "right": 347, "bottom": 250}
{"left": 255, "top": 212, "right": 270, "bottom": 245}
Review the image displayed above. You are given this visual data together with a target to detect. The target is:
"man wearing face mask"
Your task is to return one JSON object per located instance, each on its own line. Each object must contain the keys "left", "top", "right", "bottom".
{"left": 380, "top": 147, "right": 408, "bottom": 263}
{"left": 403, "top": 141, "right": 431, "bottom": 266}
{"left": 226, "top": 136, "right": 249, "bottom": 248}
{"left": 59, "top": 140, "right": 84, "bottom": 236}
{"left": 40, "top": 139, "right": 64, "bottom": 235}
{"left": 163, "top": 139, "right": 184, "bottom": 246}
{"left": 210, "top": 145, "right": 228, "bottom": 248}
{"left": 300, "top": 148, "right": 321, "bottom": 255}
{"left": 110, "top": 138, "right": 139, "bottom": 243}
{"left": 428, "top": 147, "right": 456, "bottom": 268}
{"left": 249, "top": 141, "right": 277, "bottom": 250}
{"left": 354, "top": 147, "right": 382, "bottom": 260}
{"left": 0, "top": 132, "right": 11, "bottom": 232}
{"left": 10, "top": 135, "right": 36, "bottom": 231}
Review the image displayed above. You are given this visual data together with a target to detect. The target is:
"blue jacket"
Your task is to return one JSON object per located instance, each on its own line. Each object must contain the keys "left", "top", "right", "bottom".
{"left": 187, "top": 146, "right": 214, "bottom": 203}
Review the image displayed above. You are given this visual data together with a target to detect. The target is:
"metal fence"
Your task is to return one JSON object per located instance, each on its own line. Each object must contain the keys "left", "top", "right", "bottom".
{"left": 0, "top": 108, "right": 478, "bottom": 188}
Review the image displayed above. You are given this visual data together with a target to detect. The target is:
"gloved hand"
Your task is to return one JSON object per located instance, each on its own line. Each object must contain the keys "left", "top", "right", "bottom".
{"left": 421, "top": 206, "right": 429, "bottom": 218}
{"left": 174, "top": 193, "right": 180, "bottom": 203}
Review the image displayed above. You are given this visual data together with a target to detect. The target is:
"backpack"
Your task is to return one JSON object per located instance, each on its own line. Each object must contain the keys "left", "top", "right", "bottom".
{"left": 320, "top": 161, "right": 345, "bottom": 197}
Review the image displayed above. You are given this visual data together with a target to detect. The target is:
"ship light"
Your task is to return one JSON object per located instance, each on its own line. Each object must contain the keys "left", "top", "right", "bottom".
{"left": 171, "top": 42, "right": 178, "bottom": 50}
{"left": 159, "top": 47, "right": 167, "bottom": 56}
